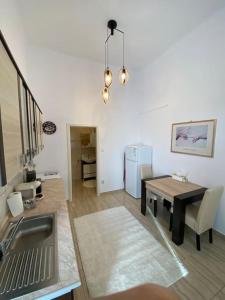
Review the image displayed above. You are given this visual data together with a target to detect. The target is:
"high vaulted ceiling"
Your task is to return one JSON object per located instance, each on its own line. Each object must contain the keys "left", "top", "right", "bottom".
{"left": 17, "top": 0, "right": 225, "bottom": 68}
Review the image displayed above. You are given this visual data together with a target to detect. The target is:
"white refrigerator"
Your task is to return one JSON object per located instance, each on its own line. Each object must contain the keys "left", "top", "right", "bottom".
{"left": 125, "top": 144, "right": 152, "bottom": 198}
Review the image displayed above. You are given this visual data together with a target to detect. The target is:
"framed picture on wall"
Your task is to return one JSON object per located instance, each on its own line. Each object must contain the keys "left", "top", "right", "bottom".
{"left": 171, "top": 119, "right": 217, "bottom": 157}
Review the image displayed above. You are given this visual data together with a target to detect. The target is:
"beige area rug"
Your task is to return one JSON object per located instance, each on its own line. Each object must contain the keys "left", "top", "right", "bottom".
{"left": 83, "top": 179, "right": 96, "bottom": 188}
{"left": 74, "top": 206, "right": 186, "bottom": 297}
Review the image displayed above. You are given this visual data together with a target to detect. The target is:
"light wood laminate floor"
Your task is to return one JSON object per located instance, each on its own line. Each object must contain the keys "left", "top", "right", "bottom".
{"left": 68, "top": 180, "right": 225, "bottom": 300}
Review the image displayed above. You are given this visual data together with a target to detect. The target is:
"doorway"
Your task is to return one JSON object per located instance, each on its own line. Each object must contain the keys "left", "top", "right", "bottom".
{"left": 67, "top": 125, "right": 99, "bottom": 201}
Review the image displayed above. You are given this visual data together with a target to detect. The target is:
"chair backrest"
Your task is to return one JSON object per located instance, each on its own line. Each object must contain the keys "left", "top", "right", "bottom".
{"left": 140, "top": 164, "right": 153, "bottom": 180}
{"left": 196, "top": 186, "right": 224, "bottom": 234}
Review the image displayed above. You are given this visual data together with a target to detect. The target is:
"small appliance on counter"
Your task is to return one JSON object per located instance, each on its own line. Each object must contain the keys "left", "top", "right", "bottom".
{"left": 15, "top": 181, "right": 38, "bottom": 200}
{"left": 15, "top": 181, "right": 42, "bottom": 209}
{"left": 24, "top": 167, "right": 43, "bottom": 197}
{"left": 26, "top": 170, "right": 36, "bottom": 182}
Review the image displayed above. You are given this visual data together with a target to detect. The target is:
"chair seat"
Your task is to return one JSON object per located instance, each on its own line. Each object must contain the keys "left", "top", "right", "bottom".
{"left": 185, "top": 203, "right": 200, "bottom": 232}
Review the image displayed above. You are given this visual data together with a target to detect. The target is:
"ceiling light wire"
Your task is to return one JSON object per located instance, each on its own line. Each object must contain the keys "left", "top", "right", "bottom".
{"left": 115, "top": 28, "right": 125, "bottom": 67}
{"left": 105, "top": 28, "right": 111, "bottom": 69}
{"left": 123, "top": 31, "right": 125, "bottom": 67}
{"left": 105, "top": 27, "right": 124, "bottom": 68}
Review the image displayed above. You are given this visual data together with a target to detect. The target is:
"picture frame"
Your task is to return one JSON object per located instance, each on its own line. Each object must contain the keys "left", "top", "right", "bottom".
{"left": 171, "top": 119, "right": 217, "bottom": 157}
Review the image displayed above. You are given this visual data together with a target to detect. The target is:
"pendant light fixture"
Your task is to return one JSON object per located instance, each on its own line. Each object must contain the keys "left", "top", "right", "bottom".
{"left": 104, "top": 69, "right": 112, "bottom": 87}
{"left": 119, "top": 30, "right": 129, "bottom": 85}
{"left": 102, "top": 86, "right": 109, "bottom": 104}
{"left": 102, "top": 20, "right": 129, "bottom": 103}
{"left": 119, "top": 67, "right": 129, "bottom": 85}
{"left": 104, "top": 30, "right": 112, "bottom": 88}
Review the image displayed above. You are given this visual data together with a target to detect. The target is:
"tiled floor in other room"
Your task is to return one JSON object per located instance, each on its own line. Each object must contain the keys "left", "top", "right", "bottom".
{"left": 68, "top": 180, "right": 225, "bottom": 300}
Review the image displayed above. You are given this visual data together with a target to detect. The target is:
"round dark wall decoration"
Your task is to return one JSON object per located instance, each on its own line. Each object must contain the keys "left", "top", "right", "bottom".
{"left": 43, "top": 121, "right": 57, "bottom": 135}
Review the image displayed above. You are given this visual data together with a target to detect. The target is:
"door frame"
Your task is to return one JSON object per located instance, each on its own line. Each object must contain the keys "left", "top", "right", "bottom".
{"left": 67, "top": 123, "right": 100, "bottom": 201}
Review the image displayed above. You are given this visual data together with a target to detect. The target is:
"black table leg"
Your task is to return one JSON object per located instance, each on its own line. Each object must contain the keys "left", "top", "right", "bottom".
{"left": 153, "top": 200, "right": 157, "bottom": 217}
{"left": 209, "top": 228, "right": 213, "bottom": 243}
{"left": 172, "top": 197, "right": 186, "bottom": 245}
{"left": 141, "top": 179, "right": 146, "bottom": 215}
{"left": 140, "top": 175, "right": 171, "bottom": 216}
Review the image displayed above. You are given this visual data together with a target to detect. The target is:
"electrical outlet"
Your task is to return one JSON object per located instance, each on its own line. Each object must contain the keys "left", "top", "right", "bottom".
{"left": 101, "top": 180, "right": 104, "bottom": 184}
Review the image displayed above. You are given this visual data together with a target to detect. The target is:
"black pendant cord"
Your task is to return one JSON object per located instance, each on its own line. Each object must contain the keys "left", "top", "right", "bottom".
{"left": 105, "top": 29, "right": 111, "bottom": 69}
{"left": 107, "top": 28, "right": 109, "bottom": 69}
{"left": 105, "top": 41, "right": 106, "bottom": 70}
{"left": 123, "top": 31, "right": 125, "bottom": 68}
{"left": 105, "top": 33, "right": 111, "bottom": 44}
{"left": 115, "top": 28, "right": 125, "bottom": 68}
{"left": 104, "top": 35, "right": 107, "bottom": 70}
{"left": 104, "top": 24, "right": 125, "bottom": 70}
{"left": 104, "top": 39, "right": 107, "bottom": 69}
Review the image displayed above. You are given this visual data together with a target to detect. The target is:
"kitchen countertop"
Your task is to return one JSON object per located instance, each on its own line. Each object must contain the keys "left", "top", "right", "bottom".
{"left": 11, "top": 178, "right": 81, "bottom": 300}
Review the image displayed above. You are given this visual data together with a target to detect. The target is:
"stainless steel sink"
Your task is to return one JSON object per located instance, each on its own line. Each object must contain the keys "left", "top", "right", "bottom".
{"left": 0, "top": 213, "right": 58, "bottom": 299}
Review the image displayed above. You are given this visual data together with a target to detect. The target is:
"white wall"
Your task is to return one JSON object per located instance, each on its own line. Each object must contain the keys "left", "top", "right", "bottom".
{"left": 138, "top": 8, "right": 225, "bottom": 233}
{"left": 0, "top": 0, "right": 29, "bottom": 79}
{"left": 27, "top": 45, "right": 140, "bottom": 196}
{"left": 0, "top": 0, "right": 29, "bottom": 223}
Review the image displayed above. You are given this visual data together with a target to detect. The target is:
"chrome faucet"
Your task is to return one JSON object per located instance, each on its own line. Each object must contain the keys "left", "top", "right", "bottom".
{"left": 0, "top": 217, "right": 24, "bottom": 260}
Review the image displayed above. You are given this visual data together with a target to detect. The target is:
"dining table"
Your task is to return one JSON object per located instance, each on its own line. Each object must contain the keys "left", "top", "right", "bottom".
{"left": 141, "top": 175, "right": 207, "bottom": 245}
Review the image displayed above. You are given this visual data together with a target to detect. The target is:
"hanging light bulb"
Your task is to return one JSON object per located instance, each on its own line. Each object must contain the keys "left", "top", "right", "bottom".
{"left": 119, "top": 30, "right": 129, "bottom": 85}
{"left": 119, "top": 67, "right": 129, "bottom": 85}
{"left": 104, "top": 68, "right": 112, "bottom": 87}
{"left": 102, "top": 86, "right": 109, "bottom": 104}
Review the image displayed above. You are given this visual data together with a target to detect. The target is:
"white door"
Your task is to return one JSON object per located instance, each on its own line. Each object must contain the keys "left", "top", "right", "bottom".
{"left": 125, "top": 159, "right": 138, "bottom": 198}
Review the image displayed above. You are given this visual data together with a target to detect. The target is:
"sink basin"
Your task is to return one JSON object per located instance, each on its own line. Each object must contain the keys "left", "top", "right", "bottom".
{"left": 10, "top": 214, "right": 53, "bottom": 250}
{"left": 0, "top": 214, "right": 58, "bottom": 299}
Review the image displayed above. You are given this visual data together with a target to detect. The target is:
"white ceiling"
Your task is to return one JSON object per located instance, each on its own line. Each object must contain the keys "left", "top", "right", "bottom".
{"left": 17, "top": 0, "right": 225, "bottom": 69}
